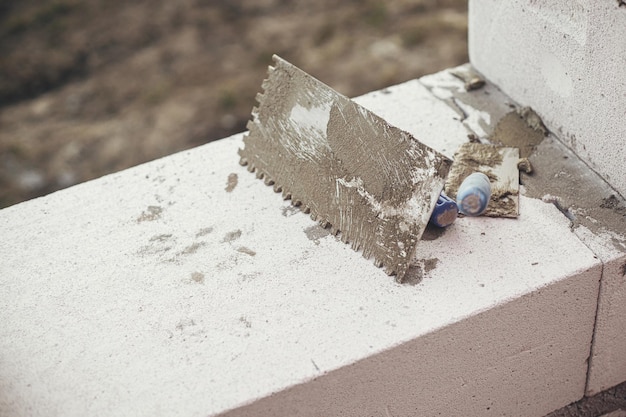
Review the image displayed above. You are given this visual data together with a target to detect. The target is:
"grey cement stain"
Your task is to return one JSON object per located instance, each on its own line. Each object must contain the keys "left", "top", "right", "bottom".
{"left": 239, "top": 272, "right": 261, "bottom": 282}
{"left": 150, "top": 233, "right": 173, "bottom": 242}
{"left": 421, "top": 224, "right": 448, "bottom": 241}
{"left": 225, "top": 173, "right": 238, "bottom": 192}
{"left": 402, "top": 258, "right": 440, "bottom": 286}
{"left": 239, "top": 316, "right": 252, "bottom": 328}
{"left": 179, "top": 242, "right": 206, "bottom": 255}
{"left": 195, "top": 227, "right": 214, "bottom": 237}
{"left": 136, "top": 244, "right": 172, "bottom": 257}
{"left": 137, "top": 205, "right": 163, "bottom": 222}
{"left": 304, "top": 225, "right": 331, "bottom": 245}
{"left": 137, "top": 233, "right": 175, "bottom": 258}
{"left": 424, "top": 258, "right": 439, "bottom": 274}
{"left": 489, "top": 109, "right": 546, "bottom": 158}
{"left": 191, "top": 272, "right": 205, "bottom": 283}
{"left": 236, "top": 246, "right": 256, "bottom": 256}
{"left": 601, "top": 195, "right": 626, "bottom": 217}
{"left": 222, "top": 229, "right": 242, "bottom": 243}
{"left": 281, "top": 205, "right": 300, "bottom": 217}
{"left": 175, "top": 318, "right": 196, "bottom": 331}
{"left": 432, "top": 72, "right": 626, "bottom": 250}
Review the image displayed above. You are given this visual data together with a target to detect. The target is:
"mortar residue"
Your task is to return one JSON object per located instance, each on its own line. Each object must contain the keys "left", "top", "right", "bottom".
{"left": 236, "top": 246, "right": 256, "bottom": 256}
{"left": 450, "top": 68, "right": 485, "bottom": 92}
{"left": 225, "top": 173, "right": 238, "bottom": 192}
{"left": 489, "top": 109, "right": 545, "bottom": 158}
{"left": 304, "top": 225, "right": 331, "bottom": 245}
{"left": 403, "top": 258, "right": 439, "bottom": 285}
{"left": 240, "top": 55, "right": 452, "bottom": 279}
{"left": 521, "top": 136, "right": 626, "bottom": 249}
{"left": 445, "top": 143, "right": 518, "bottom": 218}
{"left": 137, "top": 205, "right": 163, "bottom": 222}
{"left": 222, "top": 229, "right": 242, "bottom": 243}
{"left": 191, "top": 272, "right": 205, "bottom": 283}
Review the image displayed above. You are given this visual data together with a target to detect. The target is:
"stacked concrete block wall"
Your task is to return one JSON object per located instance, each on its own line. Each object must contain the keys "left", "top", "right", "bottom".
{"left": 469, "top": 0, "right": 626, "bottom": 198}
{"left": 468, "top": 0, "right": 626, "bottom": 396}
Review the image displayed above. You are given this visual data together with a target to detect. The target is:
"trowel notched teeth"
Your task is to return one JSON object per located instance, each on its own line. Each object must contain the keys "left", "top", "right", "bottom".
{"left": 239, "top": 55, "right": 451, "bottom": 283}
{"left": 384, "top": 267, "right": 395, "bottom": 277}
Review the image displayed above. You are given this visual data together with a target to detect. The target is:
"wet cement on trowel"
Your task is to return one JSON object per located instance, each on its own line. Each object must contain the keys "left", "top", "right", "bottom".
{"left": 240, "top": 55, "right": 452, "bottom": 280}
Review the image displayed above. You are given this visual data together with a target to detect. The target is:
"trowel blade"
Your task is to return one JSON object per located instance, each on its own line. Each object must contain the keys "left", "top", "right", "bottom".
{"left": 445, "top": 143, "right": 520, "bottom": 218}
{"left": 239, "top": 55, "right": 452, "bottom": 281}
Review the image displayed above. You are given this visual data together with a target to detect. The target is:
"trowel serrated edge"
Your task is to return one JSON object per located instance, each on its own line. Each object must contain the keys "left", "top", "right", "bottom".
{"left": 239, "top": 55, "right": 451, "bottom": 281}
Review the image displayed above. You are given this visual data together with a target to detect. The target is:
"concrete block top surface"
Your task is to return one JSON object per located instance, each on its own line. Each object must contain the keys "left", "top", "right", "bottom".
{"left": 0, "top": 77, "right": 602, "bottom": 416}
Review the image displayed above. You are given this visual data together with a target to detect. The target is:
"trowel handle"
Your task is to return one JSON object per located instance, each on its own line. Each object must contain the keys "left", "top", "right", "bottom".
{"left": 430, "top": 193, "right": 459, "bottom": 228}
{"left": 456, "top": 172, "right": 491, "bottom": 216}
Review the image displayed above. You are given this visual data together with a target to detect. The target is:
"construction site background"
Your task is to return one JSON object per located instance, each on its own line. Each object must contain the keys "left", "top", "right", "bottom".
{"left": 0, "top": 0, "right": 468, "bottom": 208}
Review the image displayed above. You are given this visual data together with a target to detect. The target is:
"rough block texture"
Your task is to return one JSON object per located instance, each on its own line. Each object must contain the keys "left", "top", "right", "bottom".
{"left": 469, "top": 0, "right": 626, "bottom": 198}
{"left": 469, "top": 1, "right": 626, "bottom": 395}
{"left": 0, "top": 78, "right": 603, "bottom": 417}
{"left": 0, "top": 135, "right": 601, "bottom": 417}
{"left": 422, "top": 64, "right": 626, "bottom": 398}
{"left": 577, "top": 227, "right": 626, "bottom": 395}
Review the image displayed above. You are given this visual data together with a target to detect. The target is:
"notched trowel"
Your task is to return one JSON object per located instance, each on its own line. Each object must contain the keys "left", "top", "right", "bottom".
{"left": 239, "top": 55, "right": 452, "bottom": 281}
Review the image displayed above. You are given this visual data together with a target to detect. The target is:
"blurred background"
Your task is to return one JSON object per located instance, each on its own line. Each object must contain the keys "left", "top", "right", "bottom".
{"left": 0, "top": 0, "right": 468, "bottom": 208}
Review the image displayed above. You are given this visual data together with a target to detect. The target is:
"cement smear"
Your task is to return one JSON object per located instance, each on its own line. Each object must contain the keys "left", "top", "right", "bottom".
{"left": 240, "top": 55, "right": 452, "bottom": 280}
{"left": 445, "top": 143, "right": 519, "bottom": 218}
{"left": 422, "top": 67, "right": 626, "bottom": 250}
{"left": 489, "top": 110, "right": 545, "bottom": 158}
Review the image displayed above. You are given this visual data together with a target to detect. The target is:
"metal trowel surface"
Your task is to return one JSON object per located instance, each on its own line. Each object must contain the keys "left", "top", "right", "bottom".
{"left": 239, "top": 55, "right": 452, "bottom": 281}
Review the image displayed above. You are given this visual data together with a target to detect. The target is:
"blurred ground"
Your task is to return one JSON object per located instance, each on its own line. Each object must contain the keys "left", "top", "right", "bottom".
{"left": 0, "top": 0, "right": 468, "bottom": 208}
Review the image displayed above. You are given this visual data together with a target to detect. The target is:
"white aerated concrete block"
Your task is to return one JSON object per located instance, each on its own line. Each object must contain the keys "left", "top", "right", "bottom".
{"left": 0, "top": 132, "right": 601, "bottom": 417}
{"left": 575, "top": 226, "right": 626, "bottom": 396}
{"left": 0, "top": 78, "right": 606, "bottom": 416}
{"left": 469, "top": 0, "right": 626, "bottom": 198}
